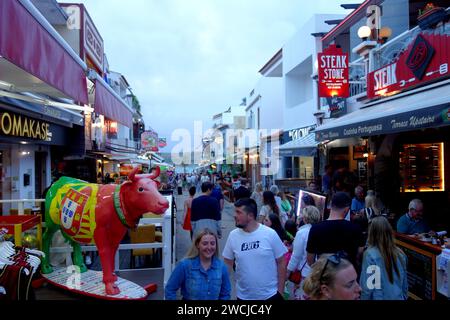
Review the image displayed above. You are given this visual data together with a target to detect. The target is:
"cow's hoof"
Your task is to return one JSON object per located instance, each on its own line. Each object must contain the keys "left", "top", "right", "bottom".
{"left": 41, "top": 264, "right": 53, "bottom": 274}
{"left": 105, "top": 283, "right": 120, "bottom": 296}
{"left": 78, "top": 263, "right": 88, "bottom": 273}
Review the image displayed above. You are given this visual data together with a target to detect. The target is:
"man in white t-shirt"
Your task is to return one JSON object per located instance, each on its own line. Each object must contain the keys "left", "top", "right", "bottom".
{"left": 223, "top": 198, "right": 287, "bottom": 300}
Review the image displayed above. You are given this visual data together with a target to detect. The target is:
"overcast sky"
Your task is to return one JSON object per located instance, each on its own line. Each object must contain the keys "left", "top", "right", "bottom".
{"left": 60, "top": 0, "right": 359, "bottom": 151}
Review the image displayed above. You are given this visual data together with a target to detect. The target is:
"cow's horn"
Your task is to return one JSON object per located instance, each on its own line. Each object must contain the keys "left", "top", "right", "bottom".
{"left": 128, "top": 166, "right": 141, "bottom": 181}
{"left": 149, "top": 166, "right": 160, "bottom": 180}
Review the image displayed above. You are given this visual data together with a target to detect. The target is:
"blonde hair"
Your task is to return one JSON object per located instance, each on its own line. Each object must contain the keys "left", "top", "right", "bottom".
{"left": 367, "top": 216, "right": 405, "bottom": 283}
{"left": 303, "top": 254, "right": 353, "bottom": 300}
{"left": 255, "top": 182, "right": 263, "bottom": 193}
{"left": 186, "top": 229, "right": 220, "bottom": 259}
{"left": 365, "top": 195, "right": 381, "bottom": 216}
{"left": 302, "top": 206, "right": 321, "bottom": 225}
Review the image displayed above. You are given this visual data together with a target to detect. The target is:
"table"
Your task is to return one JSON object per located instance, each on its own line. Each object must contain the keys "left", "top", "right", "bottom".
{"left": 0, "top": 214, "right": 42, "bottom": 248}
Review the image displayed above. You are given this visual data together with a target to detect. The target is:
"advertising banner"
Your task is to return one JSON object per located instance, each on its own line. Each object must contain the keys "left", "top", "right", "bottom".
{"left": 141, "top": 130, "right": 159, "bottom": 152}
{"left": 367, "top": 33, "right": 450, "bottom": 99}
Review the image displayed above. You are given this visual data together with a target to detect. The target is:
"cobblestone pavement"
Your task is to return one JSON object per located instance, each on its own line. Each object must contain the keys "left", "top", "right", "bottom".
{"left": 174, "top": 189, "right": 237, "bottom": 299}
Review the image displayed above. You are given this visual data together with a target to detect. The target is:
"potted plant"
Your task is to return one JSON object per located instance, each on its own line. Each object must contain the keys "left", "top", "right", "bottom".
{"left": 417, "top": 3, "right": 447, "bottom": 29}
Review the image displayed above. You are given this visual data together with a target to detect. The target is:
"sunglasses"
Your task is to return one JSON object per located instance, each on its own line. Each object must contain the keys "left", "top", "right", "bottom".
{"left": 319, "top": 251, "right": 349, "bottom": 282}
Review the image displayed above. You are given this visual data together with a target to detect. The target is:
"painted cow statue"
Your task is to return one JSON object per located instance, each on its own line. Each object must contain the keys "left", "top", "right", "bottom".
{"left": 41, "top": 166, "right": 169, "bottom": 295}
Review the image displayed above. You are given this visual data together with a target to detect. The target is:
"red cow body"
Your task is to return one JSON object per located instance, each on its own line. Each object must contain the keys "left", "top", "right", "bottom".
{"left": 42, "top": 166, "right": 169, "bottom": 295}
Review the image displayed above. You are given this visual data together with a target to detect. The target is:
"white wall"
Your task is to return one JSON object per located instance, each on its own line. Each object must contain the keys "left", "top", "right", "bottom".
{"left": 282, "top": 14, "right": 344, "bottom": 131}
{"left": 247, "top": 77, "right": 284, "bottom": 131}
{"left": 55, "top": 26, "right": 80, "bottom": 56}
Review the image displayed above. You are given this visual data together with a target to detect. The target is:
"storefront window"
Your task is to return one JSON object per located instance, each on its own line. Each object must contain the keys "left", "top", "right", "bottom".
{"left": 399, "top": 143, "right": 445, "bottom": 192}
{"left": 284, "top": 157, "right": 293, "bottom": 178}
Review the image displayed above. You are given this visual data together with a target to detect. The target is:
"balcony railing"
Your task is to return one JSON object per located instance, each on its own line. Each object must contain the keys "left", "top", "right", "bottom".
{"left": 371, "top": 18, "right": 450, "bottom": 71}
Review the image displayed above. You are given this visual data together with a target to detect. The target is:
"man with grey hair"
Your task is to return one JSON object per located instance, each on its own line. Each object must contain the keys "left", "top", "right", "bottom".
{"left": 351, "top": 186, "right": 365, "bottom": 214}
{"left": 397, "top": 199, "right": 431, "bottom": 235}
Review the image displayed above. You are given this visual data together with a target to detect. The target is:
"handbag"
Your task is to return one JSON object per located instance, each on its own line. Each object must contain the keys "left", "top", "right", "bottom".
{"left": 288, "top": 261, "right": 307, "bottom": 284}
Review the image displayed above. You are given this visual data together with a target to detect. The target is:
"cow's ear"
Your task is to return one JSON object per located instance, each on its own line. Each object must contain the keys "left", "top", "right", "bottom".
{"left": 128, "top": 166, "right": 141, "bottom": 181}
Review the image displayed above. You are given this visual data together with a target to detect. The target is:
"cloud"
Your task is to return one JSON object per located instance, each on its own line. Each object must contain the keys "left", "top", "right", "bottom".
{"left": 59, "top": 0, "right": 360, "bottom": 151}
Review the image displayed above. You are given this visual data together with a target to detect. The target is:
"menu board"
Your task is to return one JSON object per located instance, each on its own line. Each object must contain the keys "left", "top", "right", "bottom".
{"left": 396, "top": 241, "right": 435, "bottom": 300}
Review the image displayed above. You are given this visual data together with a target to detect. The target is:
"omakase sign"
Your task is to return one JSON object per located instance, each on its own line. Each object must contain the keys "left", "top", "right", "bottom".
{"left": 367, "top": 33, "right": 450, "bottom": 99}
{"left": 0, "top": 111, "right": 50, "bottom": 141}
{"left": 318, "top": 44, "right": 349, "bottom": 98}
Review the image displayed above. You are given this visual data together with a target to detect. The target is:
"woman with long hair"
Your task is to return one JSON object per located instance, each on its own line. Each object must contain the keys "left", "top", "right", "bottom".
{"left": 250, "top": 182, "right": 264, "bottom": 214}
{"left": 303, "top": 252, "right": 361, "bottom": 300}
{"left": 263, "top": 213, "right": 288, "bottom": 242}
{"left": 258, "top": 191, "right": 280, "bottom": 223}
{"left": 360, "top": 216, "right": 408, "bottom": 300}
{"left": 165, "top": 229, "right": 231, "bottom": 300}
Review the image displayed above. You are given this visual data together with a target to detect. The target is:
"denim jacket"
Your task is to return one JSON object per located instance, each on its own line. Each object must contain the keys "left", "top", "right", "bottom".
{"left": 360, "top": 247, "right": 408, "bottom": 300}
{"left": 165, "top": 256, "right": 231, "bottom": 300}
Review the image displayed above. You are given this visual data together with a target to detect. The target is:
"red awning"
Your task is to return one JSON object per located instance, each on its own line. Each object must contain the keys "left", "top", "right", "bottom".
{"left": 0, "top": 0, "right": 88, "bottom": 104}
{"left": 94, "top": 78, "right": 133, "bottom": 128}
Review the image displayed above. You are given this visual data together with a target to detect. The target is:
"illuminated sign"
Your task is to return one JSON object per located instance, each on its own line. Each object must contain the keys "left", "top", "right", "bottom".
{"left": 318, "top": 45, "right": 349, "bottom": 98}
{"left": 0, "top": 111, "right": 50, "bottom": 141}
{"left": 141, "top": 130, "right": 159, "bottom": 152}
{"left": 367, "top": 33, "right": 449, "bottom": 99}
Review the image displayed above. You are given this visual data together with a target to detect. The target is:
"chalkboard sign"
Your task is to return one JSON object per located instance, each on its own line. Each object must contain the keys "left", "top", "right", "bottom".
{"left": 396, "top": 241, "right": 435, "bottom": 300}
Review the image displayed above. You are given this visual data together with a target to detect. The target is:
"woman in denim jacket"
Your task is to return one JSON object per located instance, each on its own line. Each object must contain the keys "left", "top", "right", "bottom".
{"left": 360, "top": 216, "right": 408, "bottom": 300}
{"left": 165, "top": 229, "right": 231, "bottom": 300}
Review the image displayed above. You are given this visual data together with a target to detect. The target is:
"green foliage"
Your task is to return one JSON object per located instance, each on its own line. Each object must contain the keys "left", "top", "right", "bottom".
{"left": 131, "top": 94, "right": 141, "bottom": 112}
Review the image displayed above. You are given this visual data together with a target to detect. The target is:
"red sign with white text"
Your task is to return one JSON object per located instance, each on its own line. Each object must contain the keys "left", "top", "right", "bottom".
{"left": 318, "top": 45, "right": 349, "bottom": 98}
{"left": 367, "top": 33, "right": 450, "bottom": 99}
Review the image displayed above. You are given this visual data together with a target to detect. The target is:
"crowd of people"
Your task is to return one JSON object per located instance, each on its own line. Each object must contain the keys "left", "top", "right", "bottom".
{"left": 164, "top": 168, "right": 434, "bottom": 301}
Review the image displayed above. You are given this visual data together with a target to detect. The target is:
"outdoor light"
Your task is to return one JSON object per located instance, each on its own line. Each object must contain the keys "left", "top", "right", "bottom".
{"left": 357, "top": 26, "right": 371, "bottom": 41}
{"left": 379, "top": 26, "right": 392, "bottom": 43}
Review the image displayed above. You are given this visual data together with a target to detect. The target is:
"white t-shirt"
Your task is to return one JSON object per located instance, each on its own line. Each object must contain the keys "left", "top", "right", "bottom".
{"left": 222, "top": 224, "right": 287, "bottom": 300}
{"left": 287, "top": 224, "right": 312, "bottom": 277}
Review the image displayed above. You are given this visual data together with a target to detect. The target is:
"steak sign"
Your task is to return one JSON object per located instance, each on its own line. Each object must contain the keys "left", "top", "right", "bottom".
{"left": 318, "top": 44, "right": 349, "bottom": 98}
{"left": 367, "top": 33, "right": 449, "bottom": 99}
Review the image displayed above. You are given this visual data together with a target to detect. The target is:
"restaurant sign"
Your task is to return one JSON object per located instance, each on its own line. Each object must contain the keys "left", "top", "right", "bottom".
{"left": 315, "top": 103, "right": 450, "bottom": 141}
{"left": 0, "top": 110, "right": 50, "bottom": 141}
{"left": 327, "top": 97, "right": 347, "bottom": 118}
{"left": 318, "top": 44, "right": 349, "bottom": 98}
{"left": 367, "top": 33, "right": 450, "bottom": 99}
{"left": 141, "top": 130, "right": 159, "bottom": 152}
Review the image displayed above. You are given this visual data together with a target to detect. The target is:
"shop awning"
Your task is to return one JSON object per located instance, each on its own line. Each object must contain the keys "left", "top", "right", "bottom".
{"left": 0, "top": 95, "right": 84, "bottom": 127}
{"left": 315, "top": 83, "right": 450, "bottom": 141}
{"left": 94, "top": 76, "right": 133, "bottom": 128}
{"left": 277, "top": 132, "right": 318, "bottom": 157}
{"left": 0, "top": 0, "right": 88, "bottom": 104}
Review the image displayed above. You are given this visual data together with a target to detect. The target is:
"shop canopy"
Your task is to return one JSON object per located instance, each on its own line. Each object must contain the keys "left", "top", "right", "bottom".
{"left": 314, "top": 83, "right": 450, "bottom": 141}
{"left": 277, "top": 132, "right": 318, "bottom": 157}
{"left": 94, "top": 75, "right": 133, "bottom": 128}
{"left": 0, "top": 0, "right": 88, "bottom": 104}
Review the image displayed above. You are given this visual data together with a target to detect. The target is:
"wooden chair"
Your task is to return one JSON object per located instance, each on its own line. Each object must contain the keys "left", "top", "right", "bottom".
{"left": 129, "top": 224, "right": 156, "bottom": 268}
